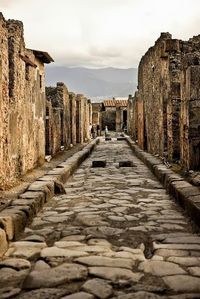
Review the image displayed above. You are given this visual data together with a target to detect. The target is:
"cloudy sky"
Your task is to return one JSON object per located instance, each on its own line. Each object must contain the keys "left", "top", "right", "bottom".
{"left": 1, "top": 0, "right": 200, "bottom": 68}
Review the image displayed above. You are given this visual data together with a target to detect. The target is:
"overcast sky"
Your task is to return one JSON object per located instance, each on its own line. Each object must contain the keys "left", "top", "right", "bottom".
{"left": 1, "top": 0, "right": 200, "bottom": 68}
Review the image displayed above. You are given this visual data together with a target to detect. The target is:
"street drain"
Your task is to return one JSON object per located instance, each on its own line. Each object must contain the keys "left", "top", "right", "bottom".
{"left": 105, "top": 137, "right": 112, "bottom": 141}
{"left": 119, "top": 161, "right": 134, "bottom": 167}
{"left": 92, "top": 160, "right": 106, "bottom": 168}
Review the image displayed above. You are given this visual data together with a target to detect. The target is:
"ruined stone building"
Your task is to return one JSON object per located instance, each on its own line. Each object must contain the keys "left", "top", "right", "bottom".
{"left": 128, "top": 33, "right": 200, "bottom": 170}
{"left": 0, "top": 13, "right": 93, "bottom": 190}
{"left": 92, "top": 103, "right": 103, "bottom": 129}
{"left": 0, "top": 13, "right": 53, "bottom": 189}
{"left": 46, "top": 83, "right": 70, "bottom": 155}
{"left": 92, "top": 98, "right": 128, "bottom": 131}
{"left": 45, "top": 87, "right": 92, "bottom": 155}
{"left": 76, "top": 94, "right": 92, "bottom": 144}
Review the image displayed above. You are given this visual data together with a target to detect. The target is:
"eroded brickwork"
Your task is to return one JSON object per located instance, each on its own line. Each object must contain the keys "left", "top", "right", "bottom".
{"left": 76, "top": 94, "right": 91, "bottom": 144}
{"left": 69, "top": 92, "right": 77, "bottom": 146}
{"left": 46, "top": 83, "right": 71, "bottom": 155}
{"left": 92, "top": 103, "right": 103, "bottom": 130}
{"left": 0, "top": 13, "right": 53, "bottom": 189}
{"left": 128, "top": 33, "right": 200, "bottom": 170}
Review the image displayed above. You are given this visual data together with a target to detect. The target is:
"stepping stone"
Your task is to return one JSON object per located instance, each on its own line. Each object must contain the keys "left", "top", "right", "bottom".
{"left": 117, "top": 137, "right": 126, "bottom": 140}
{"left": 119, "top": 161, "right": 134, "bottom": 167}
{"left": 92, "top": 161, "right": 106, "bottom": 168}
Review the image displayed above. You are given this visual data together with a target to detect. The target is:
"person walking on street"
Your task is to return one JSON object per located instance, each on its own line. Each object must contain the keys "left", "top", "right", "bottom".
{"left": 105, "top": 125, "right": 108, "bottom": 137}
{"left": 91, "top": 125, "right": 95, "bottom": 139}
{"left": 97, "top": 124, "right": 100, "bottom": 136}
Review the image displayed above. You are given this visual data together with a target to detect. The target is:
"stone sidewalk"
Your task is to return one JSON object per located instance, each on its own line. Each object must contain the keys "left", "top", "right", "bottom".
{"left": 1, "top": 139, "right": 200, "bottom": 299}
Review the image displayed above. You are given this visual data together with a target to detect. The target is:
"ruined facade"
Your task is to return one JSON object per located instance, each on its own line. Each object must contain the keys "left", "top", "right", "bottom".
{"left": 0, "top": 13, "right": 53, "bottom": 189}
{"left": 92, "top": 103, "right": 103, "bottom": 129}
{"left": 101, "top": 99, "right": 128, "bottom": 131}
{"left": 128, "top": 33, "right": 200, "bottom": 170}
{"left": 0, "top": 13, "right": 93, "bottom": 190}
{"left": 45, "top": 87, "right": 93, "bottom": 155}
{"left": 46, "top": 83, "right": 70, "bottom": 155}
{"left": 76, "top": 94, "right": 92, "bottom": 144}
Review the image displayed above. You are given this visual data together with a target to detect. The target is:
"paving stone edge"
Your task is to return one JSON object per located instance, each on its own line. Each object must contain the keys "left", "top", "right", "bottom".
{"left": 126, "top": 137, "right": 200, "bottom": 229}
{"left": 0, "top": 138, "right": 99, "bottom": 257}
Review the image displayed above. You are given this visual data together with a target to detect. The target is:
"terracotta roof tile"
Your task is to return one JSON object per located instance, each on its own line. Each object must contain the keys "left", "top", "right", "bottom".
{"left": 103, "top": 99, "right": 128, "bottom": 107}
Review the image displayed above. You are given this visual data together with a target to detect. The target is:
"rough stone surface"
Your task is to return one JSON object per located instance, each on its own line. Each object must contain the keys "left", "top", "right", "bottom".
{"left": 1, "top": 139, "right": 200, "bottom": 297}
{"left": 23, "top": 263, "right": 88, "bottom": 288}
{"left": 163, "top": 275, "right": 200, "bottom": 292}
{"left": 61, "top": 292, "right": 94, "bottom": 299}
{"left": 139, "top": 260, "right": 186, "bottom": 276}
{"left": 88, "top": 267, "right": 143, "bottom": 282}
{"left": 82, "top": 278, "right": 113, "bottom": 298}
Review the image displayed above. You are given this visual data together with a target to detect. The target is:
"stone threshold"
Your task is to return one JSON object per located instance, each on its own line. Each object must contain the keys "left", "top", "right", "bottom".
{"left": 126, "top": 137, "right": 200, "bottom": 230}
{"left": 0, "top": 138, "right": 99, "bottom": 257}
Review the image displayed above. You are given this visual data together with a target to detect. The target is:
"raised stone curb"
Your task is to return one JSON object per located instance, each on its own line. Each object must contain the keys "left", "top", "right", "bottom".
{"left": 126, "top": 137, "right": 200, "bottom": 228}
{"left": 0, "top": 139, "right": 99, "bottom": 257}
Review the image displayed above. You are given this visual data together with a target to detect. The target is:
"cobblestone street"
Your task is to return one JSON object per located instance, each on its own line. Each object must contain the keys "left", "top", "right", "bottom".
{"left": 1, "top": 139, "right": 200, "bottom": 299}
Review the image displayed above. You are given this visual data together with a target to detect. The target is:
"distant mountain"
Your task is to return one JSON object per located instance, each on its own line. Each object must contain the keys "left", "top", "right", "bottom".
{"left": 45, "top": 66, "right": 137, "bottom": 102}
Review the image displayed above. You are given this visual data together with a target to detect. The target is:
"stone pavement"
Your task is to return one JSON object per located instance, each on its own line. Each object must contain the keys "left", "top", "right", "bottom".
{"left": 1, "top": 139, "right": 200, "bottom": 299}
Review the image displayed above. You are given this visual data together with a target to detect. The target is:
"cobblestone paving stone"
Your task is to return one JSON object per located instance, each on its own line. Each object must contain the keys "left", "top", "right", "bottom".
{"left": 1, "top": 139, "right": 200, "bottom": 298}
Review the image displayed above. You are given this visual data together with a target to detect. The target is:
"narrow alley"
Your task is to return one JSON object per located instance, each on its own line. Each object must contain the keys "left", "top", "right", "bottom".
{"left": 1, "top": 139, "right": 200, "bottom": 299}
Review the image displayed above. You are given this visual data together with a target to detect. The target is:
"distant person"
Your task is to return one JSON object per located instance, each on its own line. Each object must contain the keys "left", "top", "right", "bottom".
{"left": 105, "top": 125, "right": 108, "bottom": 137}
{"left": 89, "top": 123, "right": 92, "bottom": 138}
{"left": 97, "top": 124, "right": 100, "bottom": 136}
{"left": 91, "top": 125, "right": 95, "bottom": 139}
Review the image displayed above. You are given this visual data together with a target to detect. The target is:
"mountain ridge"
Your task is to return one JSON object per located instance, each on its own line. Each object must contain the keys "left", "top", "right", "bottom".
{"left": 45, "top": 66, "right": 137, "bottom": 101}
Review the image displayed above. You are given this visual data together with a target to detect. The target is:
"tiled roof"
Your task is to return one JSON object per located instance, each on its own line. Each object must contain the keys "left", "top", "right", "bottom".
{"left": 103, "top": 100, "right": 116, "bottom": 107}
{"left": 103, "top": 99, "right": 128, "bottom": 107}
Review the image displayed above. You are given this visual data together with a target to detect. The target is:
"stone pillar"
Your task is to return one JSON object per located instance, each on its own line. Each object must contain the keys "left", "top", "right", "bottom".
{"left": 116, "top": 106, "right": 121, "bottom": 132}
{"left": 137, "top": 95, "right": 145, "bottom": 150}
{"left": 56, "top": 82, "right": 70, "bottom": 148}
{"left": 0, "top": 13, "right": 11, "bottom": 189}
{"left": 69, "top": 92, "right": 76, "bottom": 146}
{"left": 76, "top": 94, "right": 85, "bottom": 144}
{"left": 167, "top": 83, "right": 181, "bottom": 161}
{"left": 181, "top": 65, "right": 200, "bottom": 170}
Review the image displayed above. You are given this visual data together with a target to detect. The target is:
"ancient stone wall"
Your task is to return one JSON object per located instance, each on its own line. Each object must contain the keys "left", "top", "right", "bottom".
{"left": 92, "top": 103, "right": 103, "bottom": 130}
{"left": 128, "top": 32, "right": 200, "bottom": 170}
{"left": 0, "top": 14, "right": 51, "bottom": 189}
{"left": 76, "top": 94, "right": 91, "bottom": 144}
{"left": 46, "top": 83, "right": 70, "bottom": 155}
{"left": 0, "top": 13, "right": 11, "bottom": 188}
{"left": 0, "top": 13, "right": 93, "bottom": 190}
{"left": 69, "top": 92, "right": 76, "bottom": 146}
{"left": 102, "top": 109, "right": 116, "bottom": 131}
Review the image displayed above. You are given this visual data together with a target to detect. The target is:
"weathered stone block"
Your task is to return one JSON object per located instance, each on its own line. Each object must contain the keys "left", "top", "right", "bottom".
{"left": 0, "top": 215, "right": 14, "bottom": 240}
{"left": 0, "top": 228, "right": 8, "bottom": 257}
{"left": 92, "top": 160, "right": 106, "bottom": 168}
{"left": 117, "top": 137, "right": 126, "bottom": 141}
{"left": 19, "top": 192, "right": 45, "bottom": 210}
{"left": 119, "top": 161, "right": 134, "bottom": 167}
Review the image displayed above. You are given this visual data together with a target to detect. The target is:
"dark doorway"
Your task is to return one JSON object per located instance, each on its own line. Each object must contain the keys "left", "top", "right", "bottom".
{"left": 45, "top": 107, "right": 50, "bottom": 155}
{"left": 192, "top": 142, "right": 200, "bottom": 170}
{"left": 60, "top": 111, "right": 64, "bottom": 146}
{"left": 123, "top": 110, "right": 127, "bottom": 126}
